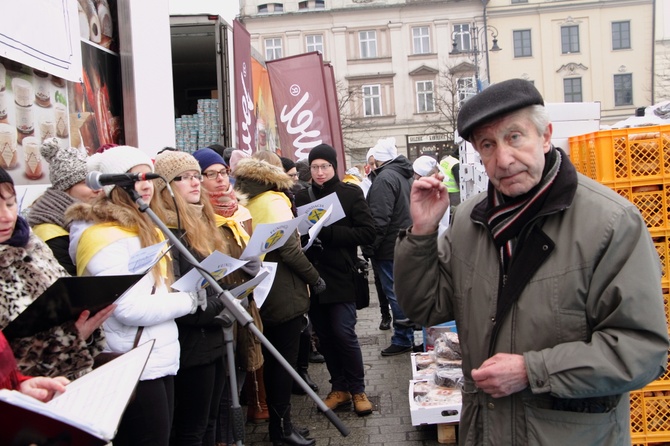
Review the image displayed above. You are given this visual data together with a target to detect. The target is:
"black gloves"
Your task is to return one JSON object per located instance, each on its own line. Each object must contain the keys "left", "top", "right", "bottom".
{"left": 311, "top": 277, "right": 326, "bottom": 295}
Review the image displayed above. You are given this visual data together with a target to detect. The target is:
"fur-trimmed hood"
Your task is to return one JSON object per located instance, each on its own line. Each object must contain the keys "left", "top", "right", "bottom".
{"left": 233, "top": 158, "right": 295, "bottom": 200}
{"left": 65, "top": 199, "right": 141, "bottom": 230}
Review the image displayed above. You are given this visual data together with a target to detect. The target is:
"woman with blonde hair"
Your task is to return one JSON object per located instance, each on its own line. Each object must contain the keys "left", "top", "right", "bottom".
{"left": 193, "top": 147, "right": 270, "bottom": 429}
{"left": 152, "top": 149, "right": 262, "bottom": 445}
{"left": 66, "top": 145, "right": 200, "bottom": 446}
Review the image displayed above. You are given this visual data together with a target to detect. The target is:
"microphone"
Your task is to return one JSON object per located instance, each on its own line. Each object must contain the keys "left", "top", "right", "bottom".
{"left": 86, "top": 171, "right": 161, "bottom": 190}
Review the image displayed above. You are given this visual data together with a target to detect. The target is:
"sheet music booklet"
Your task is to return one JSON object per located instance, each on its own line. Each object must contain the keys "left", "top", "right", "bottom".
{"left": 0, "top": 340, "right": 154, "bottom": 445}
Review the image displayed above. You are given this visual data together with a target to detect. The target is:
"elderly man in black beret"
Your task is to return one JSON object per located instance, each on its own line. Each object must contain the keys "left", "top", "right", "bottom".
{"left": 394, "top": 78, "right": 669, "bottom": 445}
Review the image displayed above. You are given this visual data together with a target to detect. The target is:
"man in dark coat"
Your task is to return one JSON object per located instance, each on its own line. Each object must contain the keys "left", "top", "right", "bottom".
{"left": 295, "top": 144, "right": 376, "bottom": 416}
{"left": 362, "top": 137, "right": 415, "bottom": 356}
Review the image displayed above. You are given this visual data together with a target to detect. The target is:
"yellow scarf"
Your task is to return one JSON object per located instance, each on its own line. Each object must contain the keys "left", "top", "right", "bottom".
{"left": 214, "top": 214, "right": 250, "bottom": 247}
{"left": 76, "top": 223, "right": 168, "bottom": 278}
{"left": 32, "top": 223, "right": 68, "bottom": 243}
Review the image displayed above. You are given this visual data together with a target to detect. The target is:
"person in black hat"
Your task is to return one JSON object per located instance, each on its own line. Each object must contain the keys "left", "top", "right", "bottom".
{"left": 394, "top": 78, "right": 668, "bottom": 445}
{"left": 294, "top": 144, "right": 376, "bottom": 416}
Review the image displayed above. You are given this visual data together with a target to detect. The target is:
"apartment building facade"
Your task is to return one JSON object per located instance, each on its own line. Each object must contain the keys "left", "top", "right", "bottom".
{"left": 239, "top": 0, "right": 663, "bottom": 162}
{"left": 486, "top": 0, "right": 659, "bottom": 124}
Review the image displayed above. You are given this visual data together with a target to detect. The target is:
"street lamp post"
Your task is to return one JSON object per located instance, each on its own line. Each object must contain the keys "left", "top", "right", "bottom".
{"left": 450, "top": 23, "right": 501, "bottom": 92}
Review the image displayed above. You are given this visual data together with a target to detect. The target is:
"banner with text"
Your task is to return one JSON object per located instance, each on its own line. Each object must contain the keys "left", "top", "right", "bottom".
{"left": 322, "top": 63, "right": 345, "bottom": 176}
{"left": 233, "top": 20, "right": 256, "bottom": 155}
{"left": 267, "top": 52, "right": 344, "bottom": 173}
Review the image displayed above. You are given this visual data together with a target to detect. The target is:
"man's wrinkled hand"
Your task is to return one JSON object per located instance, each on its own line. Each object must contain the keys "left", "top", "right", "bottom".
{"left": 471, "top": 353, "right": 529, "bottom": 398}
{"left": 410, "top": 174, "right": 450, "bottom": 236}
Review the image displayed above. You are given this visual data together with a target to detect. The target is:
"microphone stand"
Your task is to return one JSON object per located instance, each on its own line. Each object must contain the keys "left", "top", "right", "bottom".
{"left": 120, "top": 185, "right": 350, "bottom": 445}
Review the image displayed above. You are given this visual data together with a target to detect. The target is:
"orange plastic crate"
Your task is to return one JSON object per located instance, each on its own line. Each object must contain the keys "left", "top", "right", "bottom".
{"left": 651, "top": 234, "right": 670, "bottom": 289}
{"left": 607, "top": 180, "right": 670, "bottom": 233}
{"left": 568, "top": 133, "right": 589, "bottom": 176}
{"left": 631, "top": 386, "right": 670, "bottom": 445}
{"left": 568, "top": 125, "right": 670, "bottom": 184}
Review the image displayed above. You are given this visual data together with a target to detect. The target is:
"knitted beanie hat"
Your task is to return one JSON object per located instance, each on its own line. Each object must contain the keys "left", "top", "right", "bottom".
{"left": 0, "top": 166, "right": 12, "bottom": 185}
{"left": 229, "top": 149, "right": 251, "bottom": 174}
{"left": 279, "top": 156, "right": 295, "bottom": 173}
{"left": 40, "top": 138, "right": 88, "bottom": 191}
{"left": 87, "top": 145, "right": 154, "bottom": 196}
{"left": 192, "top": 147, "right": 227, "bottom": 173}
{"left": 295, "top": 158, "right": 311, "bottom": 182}
{"left": 154, "top": 150, "right": 201, "bottom": 191}
{"left": 308, "top": 143, "right": 338, "bottom": 169}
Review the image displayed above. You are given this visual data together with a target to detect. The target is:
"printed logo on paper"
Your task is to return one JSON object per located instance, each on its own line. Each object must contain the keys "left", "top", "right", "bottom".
{"left": 307, "top": 208, "right": 326, "bottom": 224}
{"left": 198, "top": 267, "right": 229, "bottom": 289}
{"left": 264, "top": 230, "right": 285, "bottom": 251}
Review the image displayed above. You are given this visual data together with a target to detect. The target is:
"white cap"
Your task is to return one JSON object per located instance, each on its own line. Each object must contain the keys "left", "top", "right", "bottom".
{"left": 370, "top": 137, "right": 397, "bottom": 162}
{"left": 413, "top": 156, "right": 437, "bottom": 177}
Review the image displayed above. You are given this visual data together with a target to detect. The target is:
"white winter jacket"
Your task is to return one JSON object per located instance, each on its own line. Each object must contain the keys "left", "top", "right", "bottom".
{"left": 69, "top": 220, "right": 193, "bottom": 381}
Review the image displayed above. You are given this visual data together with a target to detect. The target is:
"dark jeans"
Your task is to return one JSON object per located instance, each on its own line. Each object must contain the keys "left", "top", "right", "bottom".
{"left": 372, "top": 259, "right": 414, "bottom": 347}
{"left": 309, "top": 301, "right": 365, "bottom": 394}
{"left": 172, "top": 356, "right": 225, "bottom": 446}
{"left": 297, "top": 316, "right": 313, "bottom": 370}
{"left": 114, "top": 375, "right": 175, "bottom": 446}
{"left": 262, "top": 315, "right": 304, "bottom": 431}
{"left": 371, "top": 260, "right": 390, "bottom": 319}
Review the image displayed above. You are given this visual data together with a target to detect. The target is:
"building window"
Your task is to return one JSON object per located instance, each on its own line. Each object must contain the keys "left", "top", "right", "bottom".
{"left": 258, "top": 4, "right": 269, "bottom": 13}
{"left": 511, "top": 0, "right": 528, "bottom": 3}
{"left": 412, "top": 26, "right": 431, "bottom": 54}
{"left": 265, "top": 38, "right": 283, "bottom": 61}
{"left": 362, "top": 84, "right": 382, "bottom": 116}
{"left": 614, "top": 73, "right": 633, "bottom": 106}
{"left": 258, "top": 3, "right": 283, "bottom": 13}
{"left": 457, "top": 77, "right": 476, "bottom": 107}
{"left": 513, "top": 30, "right": 532, "bottom": 57}
{"left": 359, "top": 31, "right": 377, "bottom": 58}
{"left": 612, "top": 21, "right": 631, "bottom": 50}
{"left": 563, "top": 78, "right": 582, "bottom": 102}
{"left": 561, "top": 25, "right": 579, "bottom": 54}
{"left": 306, "top": 34, "right": 323, "bottom": 53}
{"left": 273, "top": 3, "right": 284, "bottom": 12}
{"left": 299, "top": 0, "right": 325, "bottom": 9}
{"left": 453, "top": 24, "right": 471, "bottom": 52}
{"left": 416, "top": 80, "right": 435, "bottom": 113}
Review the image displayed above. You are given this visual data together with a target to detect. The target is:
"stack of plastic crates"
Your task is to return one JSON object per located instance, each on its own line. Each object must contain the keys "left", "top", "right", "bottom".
{"left": 570, "top": 125, "right": 670, "bottom": 445}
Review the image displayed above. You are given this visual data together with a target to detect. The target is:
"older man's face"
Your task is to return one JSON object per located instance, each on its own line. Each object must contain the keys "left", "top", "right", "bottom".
{"left": 471, "top": 109, "right": 552, "bottom": 197}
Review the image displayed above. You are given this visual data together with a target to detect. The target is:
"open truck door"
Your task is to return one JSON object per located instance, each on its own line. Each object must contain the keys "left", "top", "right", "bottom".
{"left": 170, "top": 14, "right": 233, "bottom": 148}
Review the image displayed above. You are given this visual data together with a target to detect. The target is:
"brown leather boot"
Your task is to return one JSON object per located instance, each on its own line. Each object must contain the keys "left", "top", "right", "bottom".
{"left": 246, "top": 366, "right": 269, "bottom": 423}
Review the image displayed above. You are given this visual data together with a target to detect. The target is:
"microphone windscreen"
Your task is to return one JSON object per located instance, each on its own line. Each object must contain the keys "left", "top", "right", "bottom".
{"left": 86, "top": 171, "right": 103, "bottom": 190}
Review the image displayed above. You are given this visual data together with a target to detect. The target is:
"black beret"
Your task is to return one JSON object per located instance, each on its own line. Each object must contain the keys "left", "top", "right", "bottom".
{"left": 457, "top": 78, "right": 544, "bottom": 142}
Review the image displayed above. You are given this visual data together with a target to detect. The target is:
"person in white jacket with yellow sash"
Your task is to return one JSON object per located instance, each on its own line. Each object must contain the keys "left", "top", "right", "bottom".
{"left": 66, "top": 145, "right": 203, "bottom": 446}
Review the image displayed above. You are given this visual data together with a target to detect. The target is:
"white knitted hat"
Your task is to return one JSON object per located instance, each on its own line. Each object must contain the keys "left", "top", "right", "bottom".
{"left": 87, "top": 145, "right": 154, "bottom": 196}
